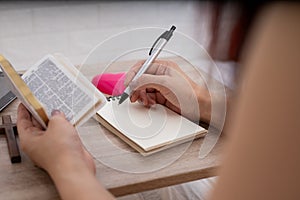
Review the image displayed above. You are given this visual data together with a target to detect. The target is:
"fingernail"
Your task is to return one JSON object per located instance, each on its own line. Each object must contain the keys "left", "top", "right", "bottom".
{"left": 51, "top": 109, "right": 61, "bottom": 116}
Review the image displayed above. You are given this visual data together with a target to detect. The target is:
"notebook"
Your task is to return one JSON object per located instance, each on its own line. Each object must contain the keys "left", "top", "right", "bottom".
{"left": 95, "top": 96, "right": 207, "bottom": 156}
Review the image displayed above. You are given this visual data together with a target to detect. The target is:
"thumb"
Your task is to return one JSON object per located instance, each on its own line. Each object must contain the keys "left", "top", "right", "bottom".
{"left": 50, "top": 109, "right": 66, "bottom": 119}
{"left": 47, "top": 110, "right": 69, "bottom": 130}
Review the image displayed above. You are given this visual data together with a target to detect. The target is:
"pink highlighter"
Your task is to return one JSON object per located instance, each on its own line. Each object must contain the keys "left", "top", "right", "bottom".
{"left": 92, "top": 72, "right": 126, "bottom": 96}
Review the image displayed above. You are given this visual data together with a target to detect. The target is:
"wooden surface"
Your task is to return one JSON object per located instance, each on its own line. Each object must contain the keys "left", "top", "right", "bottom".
{"left": 0, "top": 99, "right": 223, "bottom": 199}
{"left": 0, "top": 58, "right": 225, "bottom": 199}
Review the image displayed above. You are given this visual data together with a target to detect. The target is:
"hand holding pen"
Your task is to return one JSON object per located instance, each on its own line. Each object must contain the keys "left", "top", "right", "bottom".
{"left": 118, "top": 25, "right": 176, "bottom": 105}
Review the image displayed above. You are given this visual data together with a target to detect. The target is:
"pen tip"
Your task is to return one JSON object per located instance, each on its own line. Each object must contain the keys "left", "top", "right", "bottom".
{"left": 118, "top": 93, "right": 129, "bottom": 105}
{"left": 171, "top": 26, "right": 176, "bottom": 31}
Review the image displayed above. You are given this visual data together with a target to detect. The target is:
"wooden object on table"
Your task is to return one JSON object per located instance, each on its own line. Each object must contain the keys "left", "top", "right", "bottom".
{"left": 0, "top": 115, "right": 21, "bottom": 163}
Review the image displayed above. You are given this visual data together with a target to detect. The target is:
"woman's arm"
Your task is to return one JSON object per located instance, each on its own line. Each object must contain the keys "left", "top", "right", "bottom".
{"left": 17, "top": 104, "right": 114, "bottom": 200}
{"left": 210, "top": 3, "right": 300, "bottom": 200}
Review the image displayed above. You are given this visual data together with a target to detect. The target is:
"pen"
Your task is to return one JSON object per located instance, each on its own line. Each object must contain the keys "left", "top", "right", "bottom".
{"left": 118, "top": 25, "right": 176, "bottom": 105}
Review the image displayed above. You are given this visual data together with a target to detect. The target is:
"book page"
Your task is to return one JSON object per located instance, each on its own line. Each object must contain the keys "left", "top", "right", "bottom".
{"left": 97, "top": 99, "right": 206, "bottom": 152}
{"left": 22, "top": 55, "right": 105, "bottom": 126}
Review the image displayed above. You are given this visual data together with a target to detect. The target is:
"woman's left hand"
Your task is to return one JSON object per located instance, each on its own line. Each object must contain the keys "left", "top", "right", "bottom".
{"left": 17, "top": 103, "right": 95, "bottom": 176}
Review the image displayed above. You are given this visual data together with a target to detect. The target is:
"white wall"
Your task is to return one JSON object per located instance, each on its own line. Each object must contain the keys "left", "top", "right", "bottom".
{"left": 0, "top": 1, "right": 212, "bottom": 71}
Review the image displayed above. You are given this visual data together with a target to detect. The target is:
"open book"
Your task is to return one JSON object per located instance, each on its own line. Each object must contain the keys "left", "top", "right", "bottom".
{"left": 95, "top": 96, "right": 207, "bottom": 156}
{"left": 0, "top": 54, "right": 106, "bottom": 129}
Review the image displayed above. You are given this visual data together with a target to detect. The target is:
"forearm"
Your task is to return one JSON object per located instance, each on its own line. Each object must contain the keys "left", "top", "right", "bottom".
{"left": 48, "top": 160, "right": 114, "bottom": 200}
{"left": 193, "top": 84, "right": 212, "bottom": 124}
{"left": 194, "top": 83, "right": 232, "bottom": 127}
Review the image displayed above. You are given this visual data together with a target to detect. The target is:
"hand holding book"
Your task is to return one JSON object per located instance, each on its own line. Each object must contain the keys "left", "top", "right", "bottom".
{"left": 0, "top": 54, "right": 106, "bottom": 129}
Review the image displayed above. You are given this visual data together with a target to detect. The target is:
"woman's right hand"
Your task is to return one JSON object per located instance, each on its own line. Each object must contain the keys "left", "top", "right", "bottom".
{"left": 124, "top": 60, "right": 211, "bottom": 123}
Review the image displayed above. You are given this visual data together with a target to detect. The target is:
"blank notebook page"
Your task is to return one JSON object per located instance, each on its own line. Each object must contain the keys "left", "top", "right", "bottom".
{"left": 97, "top": 99, "right": 206, "bottom": 152}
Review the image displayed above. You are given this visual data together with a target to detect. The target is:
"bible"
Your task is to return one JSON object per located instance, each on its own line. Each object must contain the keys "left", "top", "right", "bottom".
{"left": 0, "top": 54, "right": 106, "bottom": 129}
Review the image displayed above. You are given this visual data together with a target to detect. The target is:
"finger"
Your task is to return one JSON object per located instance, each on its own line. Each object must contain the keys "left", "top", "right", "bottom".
{"left": 150, "top": 60, "right": 179, "bottom": 74}
{"left": 141, "top": 90, "right": 158, "bottom": 107}
{"left": 130, "top": 90, "right": 141, "bottom": 103}
{"left": 155, "top": 92, "right": 168, "bottom": 105}
{"left": 143, "top": 61, "right": 169, "bottom": 75}
{"left": 17, "top": 104, "right": 43, "bottom": 143}
{"left": 31, "top": 115, "right": 44, "bottom": 129}
{"left": 165, "top": 101, "right": 181, "bottom": 114}
{"left": 155, "top": 63, "right": 168, "bottom": 75}
{"left": 130, "top": 75, "right": 181, "bottom": 107}
{"left": 124, "top": 70, "right": 137, "bottom": 86}
{"left": 146, "top": 88, "right": 156, "bottom": 93}
{"left": 130, "top": 74, "right": 166, "bottom": 104}
{"left": 147, "top": 93, "right": 157, "bottom": 106}
{"left": 47, "top": 110, "right": 71, "bottom": 132}
{"left": 51, "top": 109, "right": 65, "bottom": 117}
{"left": 130, "top": 74, "right": 167, "bottom": 92}
{"left": 17, "top": 104, "right": 32, "bottom": 129}
{"left": 124, "top": 60, "right": 171, "bottom": 86}
{"left": 139, "top": 89, "right": 149, "bottom": 106}
{"left": 130, "top": 89, "right": 157, "bottom": 107}
{"left": 124, "top": 60, "right": 145, "bottom": 86}
{"left": 50, "top": 109, "right": 67, "bottom": 123}
{"left": 130, "top": 89, "right": 152, "bottom": 106}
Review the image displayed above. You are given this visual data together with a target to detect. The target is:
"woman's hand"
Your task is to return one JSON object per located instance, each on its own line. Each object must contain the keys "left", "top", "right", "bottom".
{"left": 17, "top": 104, "right": 114, "bottom": 200}
{"left": 125, "top": 60, "right": 211, "bottom": 123}
{"left": 17, "top": 103, "right": 95, "bottom": 176}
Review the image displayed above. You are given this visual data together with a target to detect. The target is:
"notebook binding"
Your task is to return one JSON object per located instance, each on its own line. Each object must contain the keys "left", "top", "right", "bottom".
{"left": 106, "top": 96, "right": 121, "bottom": 102}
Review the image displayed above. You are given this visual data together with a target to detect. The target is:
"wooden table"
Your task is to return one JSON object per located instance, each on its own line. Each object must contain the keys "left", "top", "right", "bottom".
{"left": 0, "top": 57, "right": 225, "bottom": 199}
